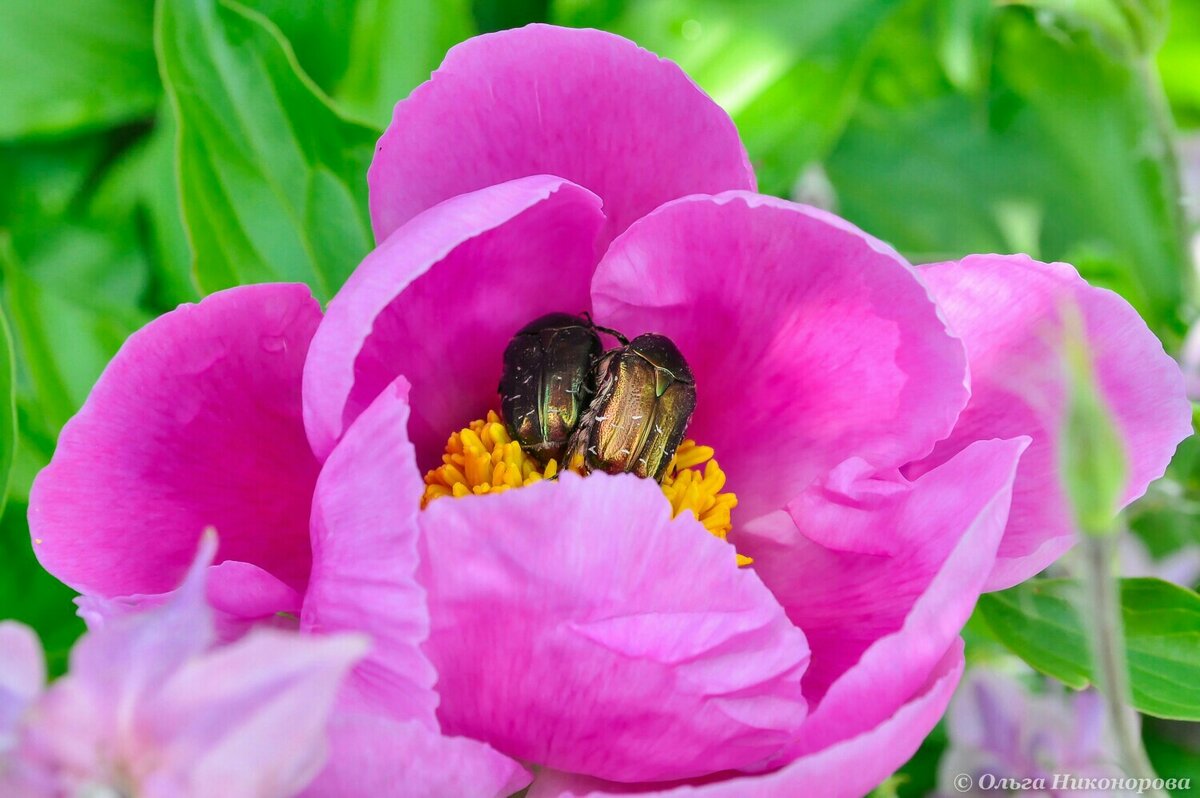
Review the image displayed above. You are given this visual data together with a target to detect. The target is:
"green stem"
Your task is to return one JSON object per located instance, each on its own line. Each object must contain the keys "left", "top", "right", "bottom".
{"left": 1081, "top": 530, "right": 1166, "bottom": 797}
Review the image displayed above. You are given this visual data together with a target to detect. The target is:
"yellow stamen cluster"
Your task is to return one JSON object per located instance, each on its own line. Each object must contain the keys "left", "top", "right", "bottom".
{"left": 422, "top": 412, "right": 748, "bottom": 564}
{"left": 660, "top": 441, "right": 749, "bottom": 565}
{"left": 421, "top": 412, "right": 556, "bottom": 505}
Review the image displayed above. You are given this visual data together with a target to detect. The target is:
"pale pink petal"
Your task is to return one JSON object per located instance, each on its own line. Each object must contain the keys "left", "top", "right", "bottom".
{"left": 591, "top": 192, "right": 969, "bottom": 521}
{"left": 914, "top": 254, "right": 1192, "bottom": 589}
{"left": 303, "top": 176, "right": 605, "bottom": 464}
{"left": 30, "top": 284, "right": 322, "bottom": 596}
{"left": 18, "top": 535, "right": 219, "bottom": 787}
{"left": 0, "top": 623, "right": 45, "bottom": 736}
{"left": 738, "top": 438, "right": 1025, "bottom": 710}
{"left": 368, "top": 24, "right": 754, "bottom": 247}
{"left": 300, "top": 375, "right": 436, "bottom": 726}
{"left": 76, "top": 561, "right": 302, "bottom": 644}
{"left": 527, "top": 642, "right": 964, "bottom": 798}
{"left": 303, "top": 715, "right": 530, "bottom": 798}
{"left": 139, "top": 629, "right": 368, "bottom": 798}
{"left": 19, "top": 536, "right": 367, "bottom": 798}
{"left": 66, "top": 534, "right": 217, "bottom": 709}
{"left": 419, "top": 472, "right": 809, "bottom": 783}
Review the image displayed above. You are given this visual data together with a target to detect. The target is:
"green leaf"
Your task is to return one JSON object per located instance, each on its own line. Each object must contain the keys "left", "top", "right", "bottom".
{"left": 553, "top": 0, "right": 907, "bottom": 197}
{"left": 1011, "top": 0, "right": 1169, "bottom": 58}
{"left": 157, "top": 0, "right": 378, "bottom": 300}
{"left": 1159, "top": 0, "right": 1200, "bottom": 127}
{"left": 1144, "top": 717, "right": 1200, "bottom": 798}
{"left": 825, "top": 2, "right": 1189, "bottom": 340}
{"left": 0, "top": 0, "right": 158, "bottom": 140}
{"left": 0, "top": 135, "right": 112, "bottom": 230}
{"left": 978, "top": 577, "right": 1200, "bottom": 720}
{"left": 1, "top": 227, "right": 151, "bottom": 437}
{"left": 333, "top": 0, "right": 477, "bottom": 127}
{"left": 239, "top": 1, "right": 360, "bottom": 91}
{"left": 475, "top": 0, "right": 551, "bottom": 32}
{"left": 0, "top": 308, "right": 15, "bottom": 518}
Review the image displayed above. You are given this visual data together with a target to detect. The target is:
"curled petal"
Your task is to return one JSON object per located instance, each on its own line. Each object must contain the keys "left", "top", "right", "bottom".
{"left": 30, "top": 284, "right": 322, "bottom": 596}
{"left": 914, "top": 255, "right": 1192, "bottom": 589}
{"left": 591, "top": 192, "right": 968, "bottom": 522}
{"left": 298, "top": 376, "right": 530, "bottom": 794}
{"left": 369, "top": 24, "right": 754, "bottom": 247}
{"left": 303, "top": 176, "right": 605, "bottom": 464}
{"left": 419, "top": 472, "right": 809, "bottom": 783}
{"left": 300, "top": 376, "right": 435, "bottom": 727}
{"left": 744, "top": 438, "right": 1025, "bottom": 756}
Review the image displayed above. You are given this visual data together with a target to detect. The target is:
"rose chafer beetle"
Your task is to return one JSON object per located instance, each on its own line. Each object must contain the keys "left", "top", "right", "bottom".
{"left": 498, "top": 312, "right": 603, "bottom": 465}
{"left": 564, "top": 333, "right": 696, "bottom": 482}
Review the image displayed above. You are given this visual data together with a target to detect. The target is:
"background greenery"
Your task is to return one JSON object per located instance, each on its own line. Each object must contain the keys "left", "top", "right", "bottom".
{"left": 1, "top": 0, "right": 1198, "bottom": 793}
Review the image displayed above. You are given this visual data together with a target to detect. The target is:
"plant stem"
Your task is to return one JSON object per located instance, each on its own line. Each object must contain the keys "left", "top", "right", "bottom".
{"left": 1081, "top": 530, "right": 1166, "bottom": 797}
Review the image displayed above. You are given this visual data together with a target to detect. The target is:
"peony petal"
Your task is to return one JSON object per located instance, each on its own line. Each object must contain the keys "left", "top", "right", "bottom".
{"left": 0, "top": 622, "right": 45, "bottom": 737}
{"left": 299, "top": 376, "right": 530, "bottom": 794}
{"left": 368, "top": 24, "right": 754, "bottom": 247}
{"left": 591, "top": 192, "right": 969, "bottom": 522}
{"left": 527, "top": 641, "right": 964, "bottom": 798}
{"left": 738, "top": 438, "right": 1025, "bottom": 708}
{"left": 303, "top": 176, "right": 605, "bottom": 464}
{"left": 300, "top": 375, "right": 437, "bottom": 727}
{"left": 750, "top": 439, "right": 1024, "bottom": 757}
{"left": 30, "top": 284, "right": 322, "bottom": 596}
{"left": 140, "top": 628, "right": 368, "bottom": 798}
{"left": 303, "top": 715, "right": 530, "bottom": 798}
{"left": 419, "top": 472, "right": 809, "bottom": 783}
{"left": 16, "top": 536, "right": 220, "bottom": 786}
{"left": 76, "top": 561, "right": 302, "bottom": 644}
{"left": 65, "top": 534, "right": 217, "bottom": 713}
{"left": 914, "top": 255, "right": 1192, "bottom": 590}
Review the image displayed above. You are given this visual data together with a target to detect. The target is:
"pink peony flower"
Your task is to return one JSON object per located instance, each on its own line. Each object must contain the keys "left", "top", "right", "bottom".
{"left": 27, "top": 24, "right": 1189, "bottom": 797}
{"left": 0, "top": 535, "right": 366, "bottom": 797}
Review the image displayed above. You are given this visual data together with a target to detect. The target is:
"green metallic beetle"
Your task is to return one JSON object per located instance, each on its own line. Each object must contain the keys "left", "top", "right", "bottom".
{"left": 564, "top": 333, "right": 697, "bottom": 482}
{"left": 498, "top": 313, "right": 602, "bottom": 465}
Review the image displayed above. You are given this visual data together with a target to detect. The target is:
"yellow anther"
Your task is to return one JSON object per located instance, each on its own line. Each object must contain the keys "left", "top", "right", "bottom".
{"left": 422, "top": 414, "right": 748, "bottom": 564}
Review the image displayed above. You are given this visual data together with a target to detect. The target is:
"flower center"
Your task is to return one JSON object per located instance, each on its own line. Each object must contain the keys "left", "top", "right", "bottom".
{"left": 422, "top": 411, "right": 749, "bottom": 564}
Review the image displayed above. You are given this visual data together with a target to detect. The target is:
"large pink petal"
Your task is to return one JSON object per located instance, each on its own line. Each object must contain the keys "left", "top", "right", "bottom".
{"left": 300, "top": 376, "right": 436, "bottom": 727}
{"left": 368, "top": 24, "right": 754, "bottom": 247}
{"left": 303, "top": 176, "right": 605, "bottom": 464}
{"left": 303, "top": 715, "right": 529, "bottom": 798}
{"left": 419, "top": 472, "right": 809, "bottom": 783}
{"left": 739, "top": 438, "right": 1025, "bottom": 712}
{"left": 914, "top": 255, "right": 1192, "bottom": 590}
{"left": 29, "top": 284, "right": 322, "bottom": 596}
{"left": 527, "top": 641, "right": 964, "bottom": 798}
{"left": 591, "top": 192, "right": 969, "bottom": 522}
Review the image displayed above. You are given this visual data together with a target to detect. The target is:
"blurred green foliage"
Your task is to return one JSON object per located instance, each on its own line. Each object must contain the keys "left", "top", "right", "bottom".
{"left": 0, "top": 0, "right": 1198, "bottom": 787}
